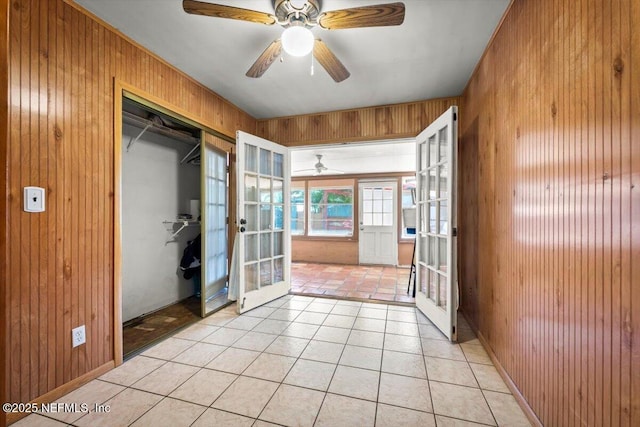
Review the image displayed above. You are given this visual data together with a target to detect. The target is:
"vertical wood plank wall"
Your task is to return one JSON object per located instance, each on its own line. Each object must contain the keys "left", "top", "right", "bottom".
{"left": 256, "top": 97, "right": 461, "bottom": 146}
{"left": 3, "top": 0, "right": 256, "bottom": 413}
{"left": 459, "top": 0, "right": 639, "bottom": 425}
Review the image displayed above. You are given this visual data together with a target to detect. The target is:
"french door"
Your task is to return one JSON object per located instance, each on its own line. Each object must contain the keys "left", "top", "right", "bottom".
{"left": 236, "top": 131, "right": 291, "bottom": 313}
{"left": 415, "top": 106, "right": 458, "bottom": 341}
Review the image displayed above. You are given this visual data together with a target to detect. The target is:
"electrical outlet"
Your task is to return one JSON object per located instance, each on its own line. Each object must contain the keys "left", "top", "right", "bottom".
{"left": 72, "top": 325, "right": 86, "bottom": 348}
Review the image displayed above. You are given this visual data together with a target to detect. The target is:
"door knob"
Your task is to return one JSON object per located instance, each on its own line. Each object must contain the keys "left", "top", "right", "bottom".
{"left": 240, "top": 218, "right": 247, "bottom": 225}
{"left": 240, "top": 226, "right": 246, "bottom": 233}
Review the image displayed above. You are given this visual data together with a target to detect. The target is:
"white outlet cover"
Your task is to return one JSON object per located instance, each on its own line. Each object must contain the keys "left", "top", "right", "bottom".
{"left": 24, "top": 186, "right": 45, "bottom": 212}
{"left": 72, "top": 325, "right": 86, "bottom": 347}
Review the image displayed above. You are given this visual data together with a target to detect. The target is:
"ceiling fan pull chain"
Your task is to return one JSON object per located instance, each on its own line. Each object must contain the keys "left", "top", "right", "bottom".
{"left": 310, "top": 53, "right": 315, "bottom": 76}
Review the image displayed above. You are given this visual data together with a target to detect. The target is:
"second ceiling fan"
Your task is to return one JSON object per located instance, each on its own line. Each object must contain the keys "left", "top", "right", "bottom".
{"left": 182, "top": 0, "right": 405, "bottom": 82}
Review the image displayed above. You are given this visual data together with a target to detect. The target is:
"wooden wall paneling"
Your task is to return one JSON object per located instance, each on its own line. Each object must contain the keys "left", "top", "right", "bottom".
{"left": 624, "top": 0, "right": 636, "bottom": 423}
{"left": 0, "top": 0, "right": 7, "bottom": 422}
{"left": 256, "top": 97, "right": 461, "bottom": 146}
{"left": 460, "top": 0, "right": 638, "bottom": 425}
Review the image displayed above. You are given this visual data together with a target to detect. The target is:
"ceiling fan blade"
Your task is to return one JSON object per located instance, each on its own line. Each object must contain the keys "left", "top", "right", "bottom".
{"left": 318, "top": 2, "right": 405, "bottom": 30}
{"left": 246, "top": 40, "right": 282, "bottom": 78}
{"left": 183, "top": 0, "right": 276, "bottom": 25}
{"left": 313, "top": 40, "right": 350, "bottom": 82}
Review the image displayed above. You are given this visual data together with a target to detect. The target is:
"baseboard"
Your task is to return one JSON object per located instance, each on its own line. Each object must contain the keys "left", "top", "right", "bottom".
{"left": 6, "top": 361, "right": 115, "bottom": 426}
{"left": 460, "top": 311, "right": 543, "bottom": 427}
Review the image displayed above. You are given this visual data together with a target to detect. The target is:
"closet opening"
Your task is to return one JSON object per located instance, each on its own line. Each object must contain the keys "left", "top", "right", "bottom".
{"left": 119, "top": 96, "right": 233, "bottom": 359}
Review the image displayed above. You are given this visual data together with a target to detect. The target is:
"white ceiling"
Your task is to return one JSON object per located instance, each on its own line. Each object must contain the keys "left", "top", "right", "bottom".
{"left": 291, "top": 140, "right": 415, "bottom": 176}
{"left": 74, "top": 0, "right": 509, "bottom": 119}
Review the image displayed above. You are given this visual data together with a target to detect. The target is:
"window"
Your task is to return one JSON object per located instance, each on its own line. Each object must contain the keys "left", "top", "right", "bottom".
{"left": 401, "top": 176, "right": 416, "bottom": 238}
{"left": 291, "top": 182, "right": 305, "bottom": 235}
{"left": 308, "top": 186, "right": 353, "bottom": 237}
{"left": 361, "top": 185, "right": 393, "bottom": 226}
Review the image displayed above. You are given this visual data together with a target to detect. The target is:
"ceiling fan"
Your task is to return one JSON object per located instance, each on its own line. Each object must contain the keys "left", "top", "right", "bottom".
{"left": 294, "top": 154, "right": 345, "bottom": 175}
{"left": 182, "top": 0, "right": 406, "bottom": 82}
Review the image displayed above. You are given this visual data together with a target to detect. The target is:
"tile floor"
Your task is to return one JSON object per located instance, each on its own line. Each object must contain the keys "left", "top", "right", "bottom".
{"left": 291, "top": 263, "right": 415, "bottom": 304}
{"left": 16, "top": 295, "right": 531, "bottom": 426}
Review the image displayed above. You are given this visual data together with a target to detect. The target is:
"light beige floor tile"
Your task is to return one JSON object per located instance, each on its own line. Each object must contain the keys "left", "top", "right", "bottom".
{"left": 46, "top": 380, "right": 125, "bottom": 423}
{"left": 131, "top": 361, "right": 199, "bottom": 395}
{"left": 358, "top": 308, "right": 388, "bottom": 320}
{"left": 199, "top": 314, "right": 236, "bottom": 327}
{"left": 361, "top": 302, "right": 388, "bottom": 310}
{"left": 12, "top": 415, "right": 69, "bottom": 426}
{"left": 384, "top": 333, "right": 423, "bottom": 354}
{"left": 314, "top": 325, "right": 351, "bottom": 344}
{"left": 292, "top": 311, "right": 328, "bottom": 325}
{"left": 130, "top": 397, "right": 205, "bottom": 427}
{"left": 484, "top": 390, "right": 531, "bottom": 426}
{"left": 142, "top": 337, "right": 195, "bottom": 360}
{"left": 99, "top": 356, "right": 165, "bottom": 386}
{"left": 381, "top": 350, "right": 427, "bottom": 378}
{"left": 306, "top": 302, "right": 335, "bottom": 313}
{"left": 268, "top": 308, "right": 302, "bottom": 321}
{"left": 461, "top": 343, "right": 493, "bottom": 365}
{"left": 336, "top": 300, "right": 362, "bottom": 307}
{"left": 422, "top": 338, "right": 466, "bottom": 361}
{"left": 74, "top": 388, "right": 162, "bottom": 427}
{"left": 281, "top": 299, "right": 312, "bottom": 311}
{"left": 173, "top": 323, "right": 220, "bottom": 341}
{"left": 375, "top": 403, "right": 436, "bottom": 427}
{"left": 470, "top": 363, "right": 510, "bottom": 393}
{"left": 353, "top": 317, "right": 387, "bottom": 333}
{"left": 386, "top": 310, "right": 417, "bottom": 323}
{"left": 191, "top": 408, "right": 254, "bottom": 427}
{"left": 328, "top": 365, "right": 380, "bottom": 401}
{"left": 232, "top": 331, "right": 277, "bottom": 351}
{"left": 378, "top": 372, "right": 432, "bottom": 412}
{"left": 244, "top": 305, "right": 277, "bottom": 318}
{"left": 212, "top": 376, "right": 278, "bottom": 418}
{"left": 419, "top": 324, "right": 448, "bottom": 340}
{"left": 201, "top": 327, "right": 247, "bottom": 346}
{"left": 330, "top": 305, "right": 360, "bottom": 316}
{"left": 385, "top": 320, "right": 420, "bottom": 336}
{"left": 264, "top": 335, "right": 310, "bottom": 357}
{"left": 172, "top": 342, "right": 227, "bottom": 367}
{"left": 300, "top": 340, "right": 344, "bottom": 363}
{"left": 339, "top": 345, "right": 382, "bottom": 371}
{"left": 387, "top": 305, "right": 416, "bottom": 312}
{"left": 259, "top": 384, "right": 325, "bottom": 427}
{"left": 253, "top": 420, "right": 280, "bottom": 426}
{"left": 251, "top": 318, "right": 291, "bottom": 335}
{"left": 347, "top": 330, "right": 384, "bottom": 348}
{"left": 435, "top": 415, "right": 491, "bottom": 426}
{"left": 225, "top": 316, "right": 264, "bottom": 331}
{"left": 323, "top": 314, "right": 356, "bottom": 329}
{"left": 263, "top": 297, "right": 287, "bottom": 308}
{"left": 169, "top": 369, "right": 237, "bottom": 406}
{"left": 284, "top": 359, "right": 336, "bottom": 391}
{"left": 243, "top": 353, "right": 297, "bottom": 382}
{"left": 206, "top": 347, "right": 261, "bottom": 374}
{"left": 425, "top": 357, "right": 478, "bottom": 387}
{"left": 281, "top": 322, "right": 320, "bottom": 339}
{"left": 315, "top": 393, "right": 376, "bottom": 427}
{"left": 430, "top": 381, "right": 495, "bottom": 425}
{"left": 457, "top": 328, "right": 482, "bottom": 345}
{"left": 417, "top": 312, "right": 434, "bottom": 325}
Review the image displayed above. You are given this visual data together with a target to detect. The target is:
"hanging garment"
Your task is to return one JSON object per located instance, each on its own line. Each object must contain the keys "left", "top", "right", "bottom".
{"left": 179, "top": 234, "right": 201, "bottom": 279}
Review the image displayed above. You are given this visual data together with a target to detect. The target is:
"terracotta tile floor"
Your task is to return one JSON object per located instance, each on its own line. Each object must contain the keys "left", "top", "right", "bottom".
{"left": 291, "top": 263, "right": 415, "bottom": 304}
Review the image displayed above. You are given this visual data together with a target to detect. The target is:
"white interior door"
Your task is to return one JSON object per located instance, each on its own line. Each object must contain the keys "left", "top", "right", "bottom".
{"left": 236, "top": 131, "right": 290, "bottom": 313}
{"left": 358, "top": 181, "right": 398, "bottom": 265}
{"left": 415, "top": 106, "right": 458, "bottom": 341}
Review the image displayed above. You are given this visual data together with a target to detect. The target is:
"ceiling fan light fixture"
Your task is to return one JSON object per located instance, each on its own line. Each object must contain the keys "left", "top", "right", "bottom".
{"left": 281, "top": 26, "right": 314, "bottom": 57}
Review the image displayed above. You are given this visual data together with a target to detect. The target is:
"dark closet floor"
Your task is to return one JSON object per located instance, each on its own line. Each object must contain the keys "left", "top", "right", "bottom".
{"left": 122, "top": 296, "right": 201, "bottom": 359}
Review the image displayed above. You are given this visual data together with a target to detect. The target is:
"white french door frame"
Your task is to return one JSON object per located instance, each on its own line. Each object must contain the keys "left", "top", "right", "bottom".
{"left": 415, "top": 106, "right": 458, "bottom": 341}
{"left": 236, "top": 131, "right": 291, "bottom": 314}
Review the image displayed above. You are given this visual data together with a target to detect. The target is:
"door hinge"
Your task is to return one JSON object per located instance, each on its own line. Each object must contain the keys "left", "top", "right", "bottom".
{"left": 453, "top": 112, "right": 457, "bottom": 121}
{"left": 226, "top": 217, "right": 229, "bottom": 224}
{"left": 452, "top": 227, "right": 457, "bottom": 237}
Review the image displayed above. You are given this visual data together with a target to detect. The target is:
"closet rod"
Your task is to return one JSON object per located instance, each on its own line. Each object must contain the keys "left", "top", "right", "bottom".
{"left": 180, "top": 143, "right": 201, "bottom": 164}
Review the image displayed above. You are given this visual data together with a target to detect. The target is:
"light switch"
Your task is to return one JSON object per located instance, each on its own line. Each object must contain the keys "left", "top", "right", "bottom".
{"left": 24, "top": 186, "right": 45, "bottom": 213}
